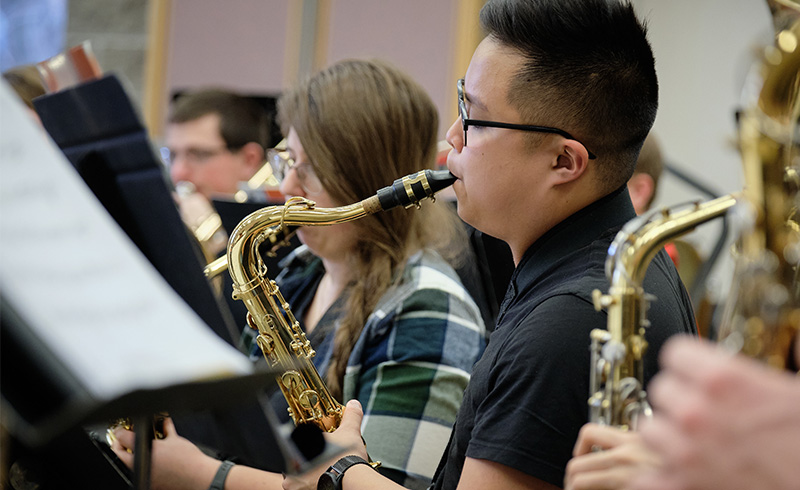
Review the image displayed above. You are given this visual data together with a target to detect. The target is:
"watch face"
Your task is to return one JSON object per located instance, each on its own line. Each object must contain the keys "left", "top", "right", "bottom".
{"left": 317, "top": 471, "right": 338, "bottom": 490}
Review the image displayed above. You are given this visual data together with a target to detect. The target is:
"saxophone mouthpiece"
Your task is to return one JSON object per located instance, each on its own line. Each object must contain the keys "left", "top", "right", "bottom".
{"left": 375, "top": 169, "right": 456, "bottom": 211}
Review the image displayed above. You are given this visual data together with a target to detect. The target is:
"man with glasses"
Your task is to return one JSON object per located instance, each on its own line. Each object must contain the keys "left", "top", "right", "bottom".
{"left": 285, "top": 1, "right": 696, "bottom": 490}
{"left": 166, "top": 88, "right": 270, "bottom": 200}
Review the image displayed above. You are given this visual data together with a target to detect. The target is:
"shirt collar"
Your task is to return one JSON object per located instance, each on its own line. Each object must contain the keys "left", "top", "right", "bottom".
{"left": 511, "top": 184, "right": 636, "bottom": 292}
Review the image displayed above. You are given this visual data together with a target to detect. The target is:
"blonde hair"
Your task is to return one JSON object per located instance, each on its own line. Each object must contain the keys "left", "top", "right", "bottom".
{"left": 278, "top": 59, "right": 465, "bottom": 399}
{"left": 632, "top": 133, "right": 663, "bottom": 210}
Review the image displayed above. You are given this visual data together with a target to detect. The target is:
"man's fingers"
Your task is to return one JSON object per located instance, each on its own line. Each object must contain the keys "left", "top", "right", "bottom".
{"left": 112, "top": 428, "right": 136, "bottom": 449}
{"left": 573, "top": 423, "right": 636, "bottom": 456}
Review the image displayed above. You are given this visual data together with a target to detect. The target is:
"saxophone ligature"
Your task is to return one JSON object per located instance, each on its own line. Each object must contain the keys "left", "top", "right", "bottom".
{"left": 589, "top": 196, "right": 737, "bottom": 429}
{"left": 227, "top": 169, "right": 455, "bottom": 435}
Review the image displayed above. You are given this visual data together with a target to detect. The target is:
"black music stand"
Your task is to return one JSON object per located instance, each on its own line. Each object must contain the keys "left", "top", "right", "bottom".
{"left": 32, "top": 75, "right": 239, "bottom": 347}
{"left": 0, "top": 295, "right": 323, "bottom": 490}
{"left": 1, "top": 78, "right": 342, "bottom": 489}
{"left": 26, "top": 73, "right": 295, "bottom": 475}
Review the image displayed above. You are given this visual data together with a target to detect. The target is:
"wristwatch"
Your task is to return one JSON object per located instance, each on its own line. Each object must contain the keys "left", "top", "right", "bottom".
{"left": 317, "top": 455, "right": 370, "bottom": 490}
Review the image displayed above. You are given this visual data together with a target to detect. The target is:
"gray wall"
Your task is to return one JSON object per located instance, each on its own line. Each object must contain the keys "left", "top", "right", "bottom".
{"left": 67, "top": 0, "right": 149, "bottom": 107}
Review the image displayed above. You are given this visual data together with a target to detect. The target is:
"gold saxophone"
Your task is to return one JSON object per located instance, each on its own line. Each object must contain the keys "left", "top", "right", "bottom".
{"left": 589, "top": 196, "right": 737, "bottom": 429}
{"left": 589, "top": 1, "right": 800, "bottom": 429}
{"left": 716, "top": 5, "right": 800, "bottom": 368}
{"left": 223, "top": 169, "right": 455, "bottom": 432}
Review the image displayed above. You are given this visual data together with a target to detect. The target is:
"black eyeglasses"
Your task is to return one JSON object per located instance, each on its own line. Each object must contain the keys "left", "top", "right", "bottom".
{"left": 457, "top": 78, "right": 597, "bottom": 159}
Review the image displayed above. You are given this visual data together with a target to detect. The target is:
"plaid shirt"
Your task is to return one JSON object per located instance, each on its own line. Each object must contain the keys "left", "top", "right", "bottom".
{"left": 246, "top": 245, "right": 486, "bottom": 489}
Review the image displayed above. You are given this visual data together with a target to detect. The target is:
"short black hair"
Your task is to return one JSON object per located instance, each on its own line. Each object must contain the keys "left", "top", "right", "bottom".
{"left": 169, "top": 89, "right": 271, "bottom": 150}
{"left": 480, "top": 0, "right": 658, "bottom": 191}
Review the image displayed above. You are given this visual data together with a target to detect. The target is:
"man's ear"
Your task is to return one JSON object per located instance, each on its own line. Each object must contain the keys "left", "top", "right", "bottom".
{"left": 240, "top": 141, "right": 266, "bottom": 175}
{"left": 627, "top": 172, "right": 655, "bottom": 215}
{"left": 552, "top": 139, "right": 589, "bottom": 184}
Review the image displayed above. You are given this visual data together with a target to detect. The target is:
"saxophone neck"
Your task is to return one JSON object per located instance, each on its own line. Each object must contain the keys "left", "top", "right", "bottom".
{"left": 607, "top": 194, "right": 739, "bottom": 288}
{"left": 226, "top": 169, "right": 456, "bottom": 286}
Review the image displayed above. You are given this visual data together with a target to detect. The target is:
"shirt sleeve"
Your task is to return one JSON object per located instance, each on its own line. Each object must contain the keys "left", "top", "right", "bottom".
{"left": 351, "top": 287, "right": 486, "bottom": 490}
{"left": 466, "top": 293, "right": 598, "bottom": 487}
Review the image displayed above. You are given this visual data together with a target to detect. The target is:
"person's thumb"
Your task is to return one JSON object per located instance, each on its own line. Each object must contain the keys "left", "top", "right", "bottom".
{"left": 340, "top": 399, "right": 364, "bottom": 432}
{"left": 160, "top": 416, "right": 177, "bottom": 437}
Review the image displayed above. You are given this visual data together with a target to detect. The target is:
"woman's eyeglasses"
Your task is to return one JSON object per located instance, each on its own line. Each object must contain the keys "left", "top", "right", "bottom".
{"left": 268, "top": 147, "right": 324, "bottom": 195}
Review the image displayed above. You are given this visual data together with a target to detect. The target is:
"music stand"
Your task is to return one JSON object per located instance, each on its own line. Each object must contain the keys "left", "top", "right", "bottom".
{"left": 0, "top": 81, "right": 339, "bottom": 489}
{"left": 1, "top": 294, "right": 324, "bottom": 490}
{"left": 32, "top": 74, "right": 240, "bottom": 347}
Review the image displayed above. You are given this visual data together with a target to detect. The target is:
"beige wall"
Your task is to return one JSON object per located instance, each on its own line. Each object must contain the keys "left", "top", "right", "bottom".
{"left": 149, "top": 0, "right": 481, "bottom": 143}
{"left": 70, "top": 0, "right": 773, "bottom": 222}
{"left": 323, "top": 0, "right": 462, "bottom": 137}
{"left": 167, "top": 0, "right": 290, "bottom": 94}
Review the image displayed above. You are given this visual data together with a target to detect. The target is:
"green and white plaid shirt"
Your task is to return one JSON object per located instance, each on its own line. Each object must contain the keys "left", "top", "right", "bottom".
{"left": 246, "top": 246, "right": 486, "bottom": 489}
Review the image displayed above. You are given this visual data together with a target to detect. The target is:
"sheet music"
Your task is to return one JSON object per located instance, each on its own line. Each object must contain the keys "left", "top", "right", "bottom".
{"left": 0, "top": 81, "right": 252, "bottom": 401}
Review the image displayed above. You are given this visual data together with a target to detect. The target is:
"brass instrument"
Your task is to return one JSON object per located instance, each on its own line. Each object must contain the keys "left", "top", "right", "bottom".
{"left": 716, "top": 6, "right": 800, "bottom": 368}
{"left": 227, "top": 169, "right": 455, "bottom": 432}
{"left": 590, "top": 196, "right": 737, "bottom": 428}
{"left": 589, "top": 1, "right": 800, "bottom": 429}
{"left": 174, "top": 181, "right": 228, "bottom": 263}
{"left": 178, "top": 139, "right": 288, "bottom": 264}
{"left": 105, "top": 414, "right": 167, "bottom": 447}
{"left": 232, "top": 138, "right": 286, "bottom": 204}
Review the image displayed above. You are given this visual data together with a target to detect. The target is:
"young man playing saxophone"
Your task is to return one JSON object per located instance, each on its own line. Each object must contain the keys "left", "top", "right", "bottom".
{"left": 284, "top": 0, "right": 696, "bottom": 489}
{"left": 112, "top": 1, "right": 696, "bottom": 489}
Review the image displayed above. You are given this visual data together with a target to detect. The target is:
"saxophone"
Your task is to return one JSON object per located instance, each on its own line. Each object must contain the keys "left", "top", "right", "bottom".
{"left": 716, "top": 5, "right": 800, "bottom": 368}
{"left": 225, "top": 169, "right": 455, "bottom": 432}
{"left": 588, "top": 1, "right": 800, "bottom": 428}
{"left": 589, "top": 196, "right": 737, "bottom": 428}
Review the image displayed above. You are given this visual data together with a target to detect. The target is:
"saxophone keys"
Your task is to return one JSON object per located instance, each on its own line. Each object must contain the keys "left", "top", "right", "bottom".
{"left": 592, "top": 289, "right": 615, "bottom": 311}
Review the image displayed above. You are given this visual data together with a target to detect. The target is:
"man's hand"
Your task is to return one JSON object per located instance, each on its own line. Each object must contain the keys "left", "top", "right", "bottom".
{"left": 110, "top": 417, "right": 220, "bottom": 490}
{"left": 634, "top": 336, "right": 800, "bottom": 490}
{"left": 283, "top": 399, "right": 369, "bottom": 490}
{"left": 565, "top": 423, "right": 660, "bottom": 490}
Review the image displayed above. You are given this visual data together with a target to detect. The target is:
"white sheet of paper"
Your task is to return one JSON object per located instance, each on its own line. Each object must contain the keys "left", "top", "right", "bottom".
{"left": 0, "top": 81, "right": 252, "bottom": 401}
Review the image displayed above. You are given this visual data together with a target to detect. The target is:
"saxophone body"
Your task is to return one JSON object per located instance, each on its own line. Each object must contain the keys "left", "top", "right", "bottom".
{"left": 589, "top": 1, "right": 800, "bottom": 429}
{"left": 716, "top": 7, "right": 800, "bottom": 368}
{"left": 590, "top": 196, "right": 737, "bottom": 429}
{"left": 226, "top": 170, "right": 456, "bottom": 430}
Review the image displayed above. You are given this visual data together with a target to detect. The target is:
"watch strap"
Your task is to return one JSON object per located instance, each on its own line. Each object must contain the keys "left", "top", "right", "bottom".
{"left": 318, "top": 455, "right": 370, "bottom": 490}
{"left": 208, "top": 460, "right": 235, "bottom": 490}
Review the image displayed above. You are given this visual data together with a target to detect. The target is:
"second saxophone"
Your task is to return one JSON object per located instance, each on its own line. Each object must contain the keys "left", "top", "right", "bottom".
{"left": 589, "top": 195, "right": 736, "bottom": 429}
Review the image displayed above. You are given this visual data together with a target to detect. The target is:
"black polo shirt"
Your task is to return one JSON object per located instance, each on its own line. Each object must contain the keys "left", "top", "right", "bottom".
{"left": 430, "top": 186, "right": 697, "bottom": 489}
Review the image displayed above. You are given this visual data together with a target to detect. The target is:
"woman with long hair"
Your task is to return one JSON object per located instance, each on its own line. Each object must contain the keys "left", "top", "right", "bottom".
{"left": 112, "top": 59, "right": 486, "bottom": 490}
